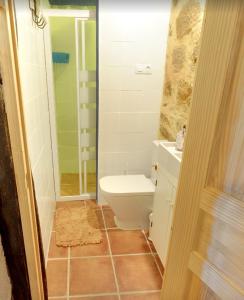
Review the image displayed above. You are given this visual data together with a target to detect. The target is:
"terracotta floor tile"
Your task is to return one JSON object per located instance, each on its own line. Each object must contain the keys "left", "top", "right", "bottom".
{"left": 74, "top": 296, "right": 118, "bottom": 300}
{"left": 150, "top": 242, "right": 156, "bottom": 253}
{"left": 108, "top": 229, "right": 150, "bottom": 254}
{"left": 120, "top": 293, "right": 161, "bottom": 300}
{"left": 48, "top": 232, "right": 68, "bottom": 258}
{"left": 114, "top": 255, "right": 162, "bottom": 292}
{"left": 143, "top": 231, "right": 155, "bottom": 251}
{"left": 71, "top": 232, "right": 109, "bottom": 257}
{"left": 46, "top": 260, "right": 67, "bottom": 297}
{"left": 85, "top": 199, "right": 98, "bottom": 209}
{"left": 102, "top": 205, "right": 110, "bottom": 209}
{"left": 95, "top": 209, "right": 105, "bottom": 229}
{"left": 153, "top": 254, "right": 164, "bottom": 276}
{"left": 70, "top": 258, "right": 117, "bottom": 295}
{"left": 103, "top": 209, "right": 117, "bottom": 228}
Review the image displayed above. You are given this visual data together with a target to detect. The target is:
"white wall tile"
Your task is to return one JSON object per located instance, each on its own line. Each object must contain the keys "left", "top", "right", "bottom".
{"left": 98, "top": 1, "right": 171, "bottom": 204}
{"left": 15, "top": 0, "right": 55, "bottom": 261}
{"left": 99, "top": 90, "right": 120, "bottom": 112}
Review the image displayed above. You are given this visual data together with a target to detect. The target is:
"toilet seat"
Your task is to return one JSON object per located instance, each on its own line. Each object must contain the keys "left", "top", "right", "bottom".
{"left": 100, "top": 175, "right": 155, "bottom": 196}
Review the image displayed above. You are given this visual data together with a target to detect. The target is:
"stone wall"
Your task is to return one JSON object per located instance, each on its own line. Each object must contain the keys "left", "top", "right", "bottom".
{"left": 159, "top": 0, "right": 205, "bottom": 140}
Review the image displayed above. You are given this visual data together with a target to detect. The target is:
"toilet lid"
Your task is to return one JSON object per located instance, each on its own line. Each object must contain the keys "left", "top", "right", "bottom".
{"left": 99, "top": 175, "right": 155, "bottom": 196}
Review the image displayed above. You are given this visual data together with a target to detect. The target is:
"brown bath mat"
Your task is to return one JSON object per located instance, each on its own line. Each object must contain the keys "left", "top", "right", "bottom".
{"left": 55, "top": 206, "right": 102, "bottom": 247}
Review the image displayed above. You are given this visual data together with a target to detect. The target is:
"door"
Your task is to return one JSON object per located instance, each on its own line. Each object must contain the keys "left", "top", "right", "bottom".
{"left": 46, "top": 10, "right": 97, "bottom": 200}
{"left": 161, "top": 1, "right": 244, "bottom": 299}
{"left": 0, "top": 0, "right": 46, "bottom": 298}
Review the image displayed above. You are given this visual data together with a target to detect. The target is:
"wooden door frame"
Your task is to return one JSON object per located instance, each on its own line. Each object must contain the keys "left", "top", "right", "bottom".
{"left": 161, "top": 0, "right": 244, "bottom": 299}
{"left": 0, "top": 0, "right": 46, "bottom": 299}
{"left": 0, "top": 71, "right": 32, "bottom": 299}
{"left": 0, "top": 0, "right": 243, "bottom": 299}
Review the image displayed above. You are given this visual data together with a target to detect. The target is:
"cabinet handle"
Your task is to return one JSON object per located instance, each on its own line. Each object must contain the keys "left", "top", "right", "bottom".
{"left": 152, "top": 163, "right": 158, "bottom": 171}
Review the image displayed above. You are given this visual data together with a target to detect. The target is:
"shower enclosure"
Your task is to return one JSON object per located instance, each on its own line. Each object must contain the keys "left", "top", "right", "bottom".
{"left": 48, "top": 9, "right": 97, "bottom": 199}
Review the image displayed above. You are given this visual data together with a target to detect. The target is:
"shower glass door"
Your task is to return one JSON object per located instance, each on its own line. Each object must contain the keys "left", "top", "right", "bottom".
{"left": 50, "top": 13, "right": 96, "bottom": 199}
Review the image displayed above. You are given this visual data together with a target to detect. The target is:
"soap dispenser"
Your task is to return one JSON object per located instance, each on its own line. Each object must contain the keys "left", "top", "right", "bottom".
{"left": 176, "top": 125, "right": 186, "bottom": 151}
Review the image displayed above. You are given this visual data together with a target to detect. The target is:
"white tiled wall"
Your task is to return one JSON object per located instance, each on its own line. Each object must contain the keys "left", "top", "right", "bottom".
{"left": 0, "top": 236, "right": 11, "bottom": 300}
{"left": 15, "top": 1, "right": 55, "bottom": 260}
{"left": 98, "top": 1, "right": 171, "bottom": 203}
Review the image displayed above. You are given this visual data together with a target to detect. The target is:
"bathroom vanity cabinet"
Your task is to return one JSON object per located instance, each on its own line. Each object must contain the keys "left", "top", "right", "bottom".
{"left": 150, "top": 142, "right": 181, "bottom": 266}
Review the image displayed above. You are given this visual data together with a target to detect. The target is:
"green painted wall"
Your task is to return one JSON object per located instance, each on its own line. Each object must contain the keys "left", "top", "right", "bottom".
{"left": 50, "top": 17, "right": 79, "bottom": 174}
{"left": 85, "top": 20, "right": 96, "bottom": 71}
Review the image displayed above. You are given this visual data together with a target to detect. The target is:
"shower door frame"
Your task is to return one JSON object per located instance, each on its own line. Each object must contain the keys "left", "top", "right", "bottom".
{"left": 44, "top": 9, "right": 97, "bottom": 201}
{"left": 75, "top": 16, "right": 97, "bottom": 199}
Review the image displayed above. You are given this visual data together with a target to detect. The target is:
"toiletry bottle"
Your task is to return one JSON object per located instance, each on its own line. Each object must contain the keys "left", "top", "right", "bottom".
{"left": 176, "top": 125, "right": 186, "bottom": 151}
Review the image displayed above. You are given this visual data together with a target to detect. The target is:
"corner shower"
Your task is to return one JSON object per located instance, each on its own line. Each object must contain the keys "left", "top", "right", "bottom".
{"left": 48, "top": 9, "right": 97, "bottom": 199}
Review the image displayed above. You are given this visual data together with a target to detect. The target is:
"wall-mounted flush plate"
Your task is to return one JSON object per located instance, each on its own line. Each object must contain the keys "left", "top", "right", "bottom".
{"left": 135, "top": 64, "right": 152, "bottom": 74}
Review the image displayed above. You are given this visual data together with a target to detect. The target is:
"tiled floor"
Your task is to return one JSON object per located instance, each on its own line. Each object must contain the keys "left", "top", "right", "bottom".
{"left": 47, "top": 200, "right": 164, "bottom": 300}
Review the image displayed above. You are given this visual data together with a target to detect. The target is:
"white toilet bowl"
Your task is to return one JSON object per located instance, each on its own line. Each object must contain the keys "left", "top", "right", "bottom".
{"left": 99, "top": 174, "right": 155, "bottom": 230}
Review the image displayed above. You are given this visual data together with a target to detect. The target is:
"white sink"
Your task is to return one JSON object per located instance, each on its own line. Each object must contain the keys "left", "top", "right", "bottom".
{"left": 157, "top": 141, "right": 182, "bottom": 184}
{"left": 174, "top": 152, "right": 183, "bottom": 161}
{"left": 159, "top": 141, "right": 183, "bottom": 161}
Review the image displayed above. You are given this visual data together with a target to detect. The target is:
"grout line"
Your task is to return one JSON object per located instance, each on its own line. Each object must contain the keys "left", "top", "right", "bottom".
{"left": 142, "top": 230, "right": 164, "bottom": 279}
{"left": 120, "top": 289, "right": 161, "bottom": 295}
{"left": 48, "top": 257, "right": 69, "bottom": 261}
{"left": 104, "top": 227, "right": 117, "bottom": 230}
{"left": 73, "top": 253, "right": 152, "bottom": 259}
{"left": 48, "top": 252, "right": 156, "bottom": 262}
{"left": 101, "top": 206, "right": 108, "bottom": 229}
{"left": 49, "top": 289, "right": 161, "bottom": 299}
{"left": 68, "top": 293, "right": 118, "bottom": 298}
{"left": 67, "top": 247, "right": 71, "bottom": 299}
{"left": 101, "top": 206, "right": 121, "bottom": 300}
{"left": 113, "top": 252, "right": 152, "bottom": 257}
{"left": 49, "top": 297, "right": 67, "bottom": 299}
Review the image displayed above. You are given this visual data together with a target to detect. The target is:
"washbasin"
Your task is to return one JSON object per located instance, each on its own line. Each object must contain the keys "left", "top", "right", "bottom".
{"left": 159, "top": 141, "right": 183, "bottom": 161}
{"left": 174, "top": 151, "right": 183, "bottom": 161}
{"left": 158, "top": 141, "right": 182, "bottom": 184}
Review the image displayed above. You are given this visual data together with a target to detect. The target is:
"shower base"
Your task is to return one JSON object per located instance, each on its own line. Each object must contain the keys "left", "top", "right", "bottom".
{"left": 61, "top": 173, "right": 96, "bottom": 196}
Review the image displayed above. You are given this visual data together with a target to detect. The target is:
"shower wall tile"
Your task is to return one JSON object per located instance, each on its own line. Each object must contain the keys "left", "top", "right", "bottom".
{"left": 15, "top": 1, "right": 56, "bottom": 261}
{"left": 98, "top": 1, "right": 171, "bottom": 204}
{"left": 99, "top": 91, "right": 120, "bottom": 113}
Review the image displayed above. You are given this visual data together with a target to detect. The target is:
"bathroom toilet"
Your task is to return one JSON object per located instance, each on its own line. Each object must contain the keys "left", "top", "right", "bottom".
{"left": 100, "top": 175, "right": 155, "bottom": 229}
{"left": 99, "top": 141, "right": 160, "bottom": 230}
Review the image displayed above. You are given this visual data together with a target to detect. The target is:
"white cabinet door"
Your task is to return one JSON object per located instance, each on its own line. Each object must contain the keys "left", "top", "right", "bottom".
{"left": 163, "top": 186, "right": 176, "bottom": 263}
{"left": 151, "top": 168, "right": 173, "bottom": 265}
